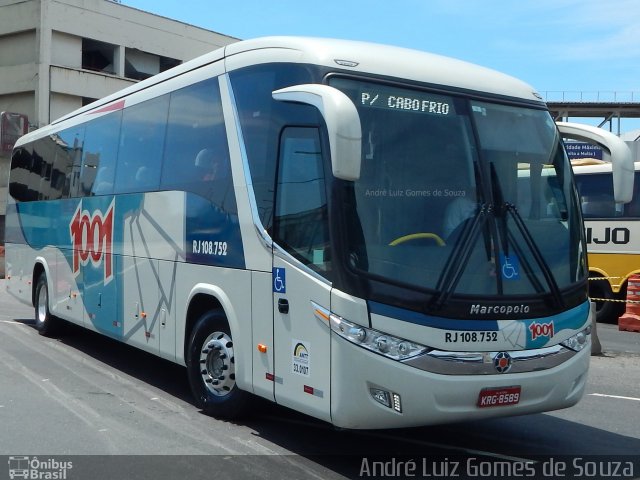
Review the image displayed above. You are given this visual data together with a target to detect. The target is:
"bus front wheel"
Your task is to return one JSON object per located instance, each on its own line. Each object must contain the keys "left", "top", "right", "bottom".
{"left": 34, "top": 273, "right": 61, "bottom": 336}
{"left": 186, "top": 310, "right": 250, "bottom": 419}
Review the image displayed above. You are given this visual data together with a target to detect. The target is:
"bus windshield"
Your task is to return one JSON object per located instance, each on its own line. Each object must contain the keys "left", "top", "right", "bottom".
{"left": 331, "top": 77, "right": 586, "bottom": 300}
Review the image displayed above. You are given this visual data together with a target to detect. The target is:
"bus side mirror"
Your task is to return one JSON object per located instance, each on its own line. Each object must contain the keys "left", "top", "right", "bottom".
{"left": 273, "top": 84, "right": 362, "bottom": 181}
{"left": 557, "top": 121, "right": 634, "bottom": 204}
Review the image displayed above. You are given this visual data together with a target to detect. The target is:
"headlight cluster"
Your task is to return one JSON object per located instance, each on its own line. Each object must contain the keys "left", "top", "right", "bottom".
{"left": 329, "top": 314, "right": 428, "bottom": 361}
{"left": 560, "top": 325, "right": 591, "bottom": 352}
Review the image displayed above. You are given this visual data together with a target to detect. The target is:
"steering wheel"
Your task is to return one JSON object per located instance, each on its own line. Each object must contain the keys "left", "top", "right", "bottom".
{"left": 389, "top": 232, "right": 446, "bottom": 246}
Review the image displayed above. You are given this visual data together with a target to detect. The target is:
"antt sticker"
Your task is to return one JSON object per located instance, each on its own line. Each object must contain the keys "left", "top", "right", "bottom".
{"left": 69, "top": 199, "right": 115, "bottom": 284}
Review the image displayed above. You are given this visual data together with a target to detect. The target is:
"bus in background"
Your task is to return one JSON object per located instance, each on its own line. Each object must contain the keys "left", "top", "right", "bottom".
{"left": 572, "top": 159, "right": 640, "bottom": 323}
{"left": 4, "top": 37, "right": 634, "bottom": 429}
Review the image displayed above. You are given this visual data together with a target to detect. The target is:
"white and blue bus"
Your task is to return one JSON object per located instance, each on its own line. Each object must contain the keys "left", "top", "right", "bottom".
{"left": 4, "top": 37, "right": 633, "bottom": 429}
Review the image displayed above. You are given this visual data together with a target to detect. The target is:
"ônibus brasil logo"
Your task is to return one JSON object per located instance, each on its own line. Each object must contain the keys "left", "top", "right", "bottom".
{"left": 69, "top": 199, "right": 114, "bottom": 284}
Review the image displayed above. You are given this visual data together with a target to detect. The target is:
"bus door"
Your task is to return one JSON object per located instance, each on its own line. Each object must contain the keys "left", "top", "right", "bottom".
{"left": 272, "top": 127, "right": 332, "bottom": 422}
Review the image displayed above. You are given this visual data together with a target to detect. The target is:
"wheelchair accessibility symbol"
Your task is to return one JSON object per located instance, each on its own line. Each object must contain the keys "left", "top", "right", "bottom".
{"left": 499, "top": 254, "right": 520, "bottom": 280}
{"left": 273, "top": 267, "right": 286, "bottom": 293}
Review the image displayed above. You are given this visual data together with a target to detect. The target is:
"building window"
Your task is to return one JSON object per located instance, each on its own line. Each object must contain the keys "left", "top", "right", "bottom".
{"left": 125, "top": 48, "right": 180, "bottom": 81}
{"left": 82, "top": 38, "right": 117, "bottom": 74}
{"left": 82, "top": 97, "right": 99, "bottom": 107}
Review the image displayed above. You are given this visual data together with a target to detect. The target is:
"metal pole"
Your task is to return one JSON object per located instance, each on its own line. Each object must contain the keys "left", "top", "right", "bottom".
{"left": 590, "top": 301, "right": 602, "bottom": 355}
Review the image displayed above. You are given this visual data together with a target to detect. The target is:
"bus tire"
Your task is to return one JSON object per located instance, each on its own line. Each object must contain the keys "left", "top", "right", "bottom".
{"left": 34, "top": 273, "right": 60, "bottom": 336}
{"left": 186, "top": 310, "right": 250, "bottom": 419}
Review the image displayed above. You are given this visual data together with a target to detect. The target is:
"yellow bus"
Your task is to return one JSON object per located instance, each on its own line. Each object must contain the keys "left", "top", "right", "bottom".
{"left": 573, "top": 160, "right": 640, "bottom": 322}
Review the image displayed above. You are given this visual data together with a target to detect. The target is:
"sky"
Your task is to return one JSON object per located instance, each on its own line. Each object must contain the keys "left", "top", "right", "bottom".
{"left": 122, "top": 0, "right": 640, "bottom": 132}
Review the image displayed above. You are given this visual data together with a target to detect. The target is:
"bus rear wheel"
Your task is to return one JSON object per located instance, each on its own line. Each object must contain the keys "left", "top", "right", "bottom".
{"left": 589, "top": 276, "right": 625, "bottom": 324}
{"left": 186, "top": 310, "right": 250, "bottom": 419}
{"left": 34, "top": 273, "right": 61, "bottom": 336}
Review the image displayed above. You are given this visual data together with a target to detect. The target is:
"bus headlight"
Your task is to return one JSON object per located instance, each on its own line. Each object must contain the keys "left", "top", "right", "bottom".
{"left": 560, "top": 325, "right": 591, "bottom": 352}
{"left": 330, "top": 314, "right": 428, "bottom": 361}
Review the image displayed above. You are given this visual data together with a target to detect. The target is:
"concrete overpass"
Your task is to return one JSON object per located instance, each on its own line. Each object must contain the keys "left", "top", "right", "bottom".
{"left": 544, "top": 91, "right": 640, "bottom": 135}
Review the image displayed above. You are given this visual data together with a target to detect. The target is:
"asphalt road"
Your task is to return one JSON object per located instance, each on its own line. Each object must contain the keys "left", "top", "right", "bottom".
{"left": 1, "top": 280, "right": 639, "bottom": 479}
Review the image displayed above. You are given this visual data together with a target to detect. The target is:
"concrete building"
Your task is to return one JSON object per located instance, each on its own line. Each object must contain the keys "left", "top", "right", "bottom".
{"left": 0, "top": 0, "right": 238, "bottom": 127}
{"left": 0, "top": 0, "right": 238, "bottom": 274}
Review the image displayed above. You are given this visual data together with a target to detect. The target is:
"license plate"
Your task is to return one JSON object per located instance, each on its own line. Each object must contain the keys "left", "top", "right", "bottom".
{"left": 477, "top": 386, "right": 521, "bottom": 408}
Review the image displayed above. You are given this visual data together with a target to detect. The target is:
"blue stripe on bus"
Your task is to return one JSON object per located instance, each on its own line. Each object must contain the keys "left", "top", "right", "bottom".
{"left": 368, "top": 301, "right": 499, "bottom": 331}
{"left": 368, "top": 300, "right": 590, "bottom": 337}
{"left": 184, "top": 193, "right": 245, "bottom": 269}
{"left": 521, "top": 301, "right": 590, "bottom": 349}
{"left": 11, "top": 191, "right": 246, "bottom": 338}
{"left": 10, "top": 192, "right": 245, "bottom": 270}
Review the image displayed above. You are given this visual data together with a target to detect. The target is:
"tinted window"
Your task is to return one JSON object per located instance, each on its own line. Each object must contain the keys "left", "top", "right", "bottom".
{"left": 229, "top": 64, "right": 321, "bottom": 231}
{"left": 114, "top": 95, "right": 169, "bottom": 193}
{"left": 575, "top": 170, "right": 640, "bottom": 218}
{"left": 161, "top": 78, "right": 234, "bottom": 211}
{"left": 9, "top": 145, "right": 35, "bottom": 202}
{"left": 627, "top": 172, "right": 640, "bottom": 217}
{"left": 274, "top": 127, "right": 331, "bottom": 276}
{"left": 49, "top": 132, "right": 71, "bottom": 199}
{"left": 9, "top": 131, "right": 81, "bottom": 202}
{"left": 575, "top": 173, "right": 617, "bottom": 218}
{"left": 83, "top": 111, "right": 122, "bottom": 196}
{"left": 57, "top": 127, "right": 86, "bottom": 198}
{"left": 32, "top": 136, "right": 59, "bottom": 201}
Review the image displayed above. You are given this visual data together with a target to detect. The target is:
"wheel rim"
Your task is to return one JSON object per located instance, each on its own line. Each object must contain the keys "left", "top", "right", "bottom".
{"left": 199, "top": 331, "right": 236, "bottom": 397}
{"left": 37, "top": 283, "right": 48, "bottom": 325}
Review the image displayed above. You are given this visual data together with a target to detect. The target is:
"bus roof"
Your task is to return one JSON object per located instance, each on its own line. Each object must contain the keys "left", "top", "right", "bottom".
{"left": 225, "top": 37, "right": 543, "bottom": 102}
{"left": 17, "top": 36, "right": 545, "bottom": 146}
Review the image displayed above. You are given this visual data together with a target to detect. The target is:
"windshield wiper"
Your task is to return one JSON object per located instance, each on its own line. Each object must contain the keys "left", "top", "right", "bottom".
{"left": 432, "top": 204, "right": 488, "bottom": 310}
{"left": 490, "top": 163, "right": 510, "bottom": 257}
{"left": 432, "top": 163, "right": 564, "bottom": 311}
{"left": 504, "top": 201, "right": 564, "bottom": 308}
{"left": 489, "top": 162, "right": 564, "bottom": 307}
{"left": 505, "top": 229, "right": 547, "bottom": 295}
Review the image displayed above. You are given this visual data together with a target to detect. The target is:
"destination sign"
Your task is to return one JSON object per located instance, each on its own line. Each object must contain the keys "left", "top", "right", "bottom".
{"left": 332, "top": 78, "right": 455, "bottom": 117}
{"left": 564, "top": 142, "right": 603, "bottom": 160}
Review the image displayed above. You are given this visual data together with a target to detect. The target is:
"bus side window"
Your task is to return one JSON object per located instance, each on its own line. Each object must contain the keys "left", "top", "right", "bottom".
{"left": 114, "top": 95, "right": 169, "bottom": 194}
{"left": 229, "top": 63, "right": 319, "bottom": 232}
{"left": 56, "top": 126, "right": 85, "bottom": 198}
{"left": 274, "top": 127, "right": 331, "bottom": 276}
{"left": 161, "top": 77, "right": 234, "bottom": 212}
{"left": 9, "top": 145, "right": 36, "bottom": 202}
{"left": 84, "top": 111, "right": 122, "bottom": 196}
{"left": 32, "top": 137, "right": 56, "bottom": 201}
{"left": 577, "top": 173, "right": 616, "bottom": 218}
{"left": 624, "top": 171, "right": 640, "bottom": 217}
